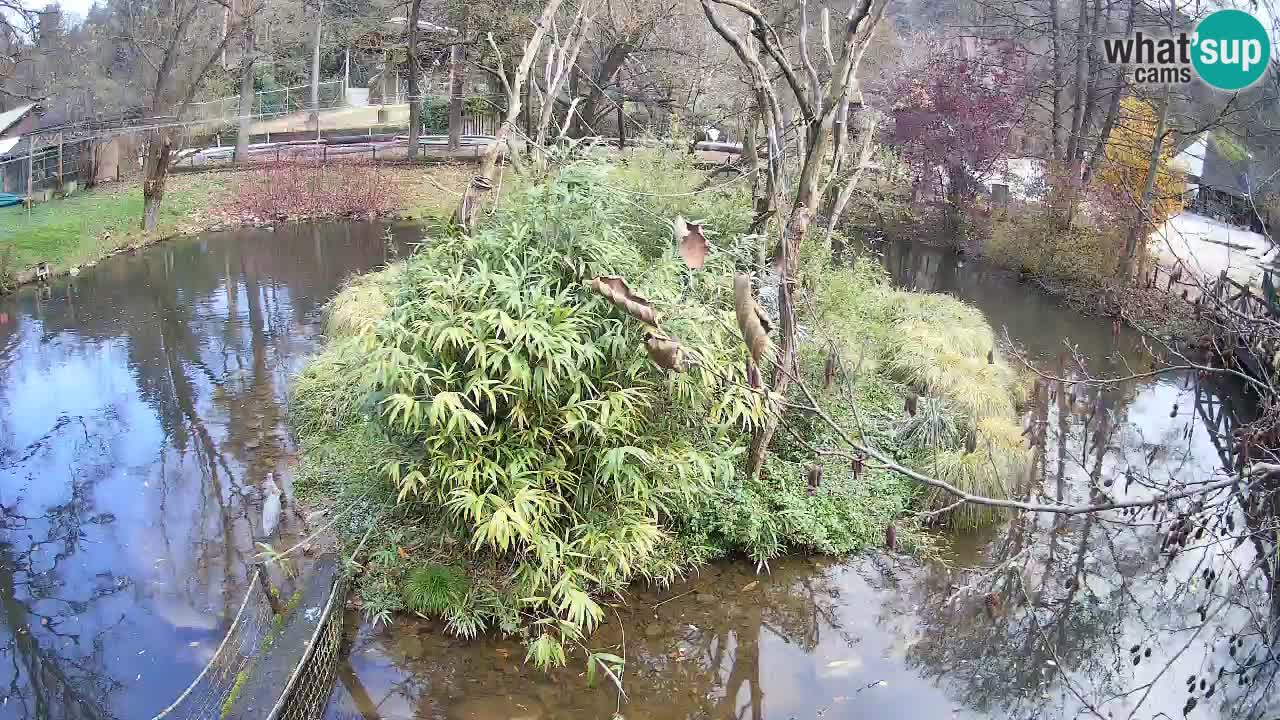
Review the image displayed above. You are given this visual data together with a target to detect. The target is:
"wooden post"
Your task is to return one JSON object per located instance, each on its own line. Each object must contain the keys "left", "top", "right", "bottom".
{"left": 27, "top": 137, "right": 34, "bottom": 202}
{"left": 256, "top": 563, "right": 284, "bottom": 615}
{"left": 57, "top": 133, "right": 64, "bottom": 190}
{"left": 617, "top": 103, "right": 625, "bottom": 150}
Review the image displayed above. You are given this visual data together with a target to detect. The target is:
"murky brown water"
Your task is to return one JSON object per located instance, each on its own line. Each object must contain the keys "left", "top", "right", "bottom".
{"left": 2, "top": 229, "right": 1274, "bottom": 720}
{"left": 0, "top": 221, "right": 420, "bottom": 719}
{"left": 322, "top": 241, "right": 1278, "bottom": 720}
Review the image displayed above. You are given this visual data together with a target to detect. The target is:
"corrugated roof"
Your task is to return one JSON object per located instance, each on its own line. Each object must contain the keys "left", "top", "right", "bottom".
{"left": 0, "top": 136, "right": 19, "bottom": 156}
{"left": 0, "top": 104, "right": 34, "bottom": 136}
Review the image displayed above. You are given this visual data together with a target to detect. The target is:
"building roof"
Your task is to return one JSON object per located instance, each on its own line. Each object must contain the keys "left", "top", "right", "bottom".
{"left": 1171, "top": 132, "right": 1206, "bottom": 179}
{"left": 1196, "top": 133, "right": 1280, "bottom": 199}
{"left": 0, "top": 104, "right": 35, "bottom": 137}
{"left": 0, "top": 135, "right": 30, "bottom": 160}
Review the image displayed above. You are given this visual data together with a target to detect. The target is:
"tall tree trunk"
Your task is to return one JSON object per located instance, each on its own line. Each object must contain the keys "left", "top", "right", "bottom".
{"left": 700, "top": 0, "right": 886, "bottom": 479}
{"left": 535, "top": 2, "right": 594, "bottom": 148}
{"left": 1123, "top": 85, "right": 1171, "bottom": 278}
{"left": 406, "top": 0, "right": 423, "bottom": 158}
{"left": 1049, "top": 0, "right": 1065, "bottom": 165}
{"left": 142, "top": 130, "right": 173, "bottom": 232}
{"left": 945, "top": 162, "right": 968, "bottom": 250}
{"left": 310, "top": 0, "right": 323, "bottom": 131}
{"left": 567, "top": 64, "right": 581, "bottom": 137}
{"left": 1083, "top": 0, "right": 1137, "bottom": 186}
{"left": 577, "top": 44, "right": 628, "bottom": 131}
{"left": 743, "top": 98, "right": 761, "bottom": 198}
{"left": 1065, "top": 0, "right": 1089, "bottom": 164}
{"left": 235, "top": 20, "right": 255, "bottom": 163}
{"left": 824, "top": 112, "right": 877, "bottom": 238}
{"left": 134, "top": 1, "right": 239, "bottom": 233}
{"left": 1077, "top": 0, "right": 1103, "bottom": 149}
{"left": 447, "top": 6, "right": 467, "bottom": 150}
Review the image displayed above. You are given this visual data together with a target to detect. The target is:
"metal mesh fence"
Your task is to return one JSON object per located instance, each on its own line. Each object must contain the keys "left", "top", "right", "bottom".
{"left": 150, "top": 574, "right": 275, "bottom": 720}
{"left": 147, "top": 566, "right": 348, "bottom": 720}
{"left": 187, "top": 80, "right": 348, "bottom": 125}
{"left": 0, "top": 139, "right": 91, "bottom": 195}
{"left": 270, "top": 574, "right": 348, "bottom": 720}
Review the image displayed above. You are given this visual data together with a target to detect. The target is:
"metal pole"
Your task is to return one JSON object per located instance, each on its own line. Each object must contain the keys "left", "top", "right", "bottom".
{"left": 310, "top": 0, "right": 323, "bottom": 125}
{"left": 57, "top": 133, "right": 64, "bottom": 189}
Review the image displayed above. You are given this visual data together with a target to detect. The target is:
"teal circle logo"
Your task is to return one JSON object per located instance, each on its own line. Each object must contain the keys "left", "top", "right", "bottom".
{"left": 1192, "top": 9, "right": 1271, "bottom": 90}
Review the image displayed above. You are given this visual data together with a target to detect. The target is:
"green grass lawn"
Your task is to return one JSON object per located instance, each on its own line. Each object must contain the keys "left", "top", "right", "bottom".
{"left": 0, "top": 173, "right": 234, "bottom": 274}
{"left": 0, "top": 164, "right": 468, "bottom": 282}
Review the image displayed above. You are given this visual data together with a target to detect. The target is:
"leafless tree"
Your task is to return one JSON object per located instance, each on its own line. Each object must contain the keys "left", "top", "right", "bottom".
{"left": 111, "top": 0, "right": 244, "bottom": 231}
{"left": 454, "top": 0, "right": 565, "bottom": 231}
{"left": 700, "top": 0, "right": 887, "bottom": 477}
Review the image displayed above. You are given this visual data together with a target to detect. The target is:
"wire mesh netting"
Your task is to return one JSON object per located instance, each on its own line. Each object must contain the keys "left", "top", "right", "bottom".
{"left": 148, "top": 563, "right": 347, "bottom": 720}
{"left": 272, "top": 574, "right": 348, "bottom": 720}
{"left": 0, "top": 138, "right": 92, "bottom": 195}
{"left": 150, "top": 574, "right": 276, "bottom": 720}
{"left": 187, "top": 80, "right": 348, "bottom": 125}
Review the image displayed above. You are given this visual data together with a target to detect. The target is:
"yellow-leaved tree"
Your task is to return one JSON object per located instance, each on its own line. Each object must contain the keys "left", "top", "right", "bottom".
{"left": 1097, "top": 96, "right": 1186, "bottom": 227}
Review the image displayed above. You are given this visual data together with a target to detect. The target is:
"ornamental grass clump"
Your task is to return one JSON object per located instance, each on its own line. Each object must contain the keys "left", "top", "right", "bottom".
{"left": 814, "top": 263, "right": 1028, "bottom": 525}
{"left": 921, "top": 416, "right": 1030, "bottom": 529}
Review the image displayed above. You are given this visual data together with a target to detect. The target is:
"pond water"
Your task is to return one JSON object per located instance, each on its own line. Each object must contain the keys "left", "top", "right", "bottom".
{"left": 0, "top": 222, "right": 420, "bottom": 719}
{"left": 1, "top": 228, "right": 1273, "bottom": 720}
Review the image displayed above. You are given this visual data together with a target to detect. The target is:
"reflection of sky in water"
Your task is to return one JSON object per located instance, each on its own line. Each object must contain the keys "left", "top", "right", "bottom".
{"left": 0, "top": 222, "right": 414, "bottom": 719}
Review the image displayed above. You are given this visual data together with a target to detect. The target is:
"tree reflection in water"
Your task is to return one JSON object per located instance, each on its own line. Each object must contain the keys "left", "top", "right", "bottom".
{"left": 901, "top": 368, "right": 1279, "bottom": 720}
{"left": 0, "top": 222, "right": 410, "bottom": 719}
{"left": 0, "top": 464, "right": 128, "bottom": 720}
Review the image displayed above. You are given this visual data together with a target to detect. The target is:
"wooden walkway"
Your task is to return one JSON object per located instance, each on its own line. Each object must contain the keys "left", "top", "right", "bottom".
{"left": 1199, "top": 268, "right": 1279, "bottom": 383}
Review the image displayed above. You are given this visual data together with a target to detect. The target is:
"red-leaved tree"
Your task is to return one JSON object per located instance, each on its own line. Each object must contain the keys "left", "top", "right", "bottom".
{"left": 890, "top": 43, "right": 1031, "bottom": 245}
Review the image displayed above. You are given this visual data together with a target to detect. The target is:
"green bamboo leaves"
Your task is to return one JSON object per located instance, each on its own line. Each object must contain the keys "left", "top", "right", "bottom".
{"left": 333, "top": 164, "right": 759, "bottom": 660}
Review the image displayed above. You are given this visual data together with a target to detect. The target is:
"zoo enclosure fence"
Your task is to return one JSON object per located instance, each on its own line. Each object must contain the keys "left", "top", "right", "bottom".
{"left": 0, "top": 137, "right": 92, "bottom": 196}
{"left": 147, "top": 565, "right": 349, "bottom": 720}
